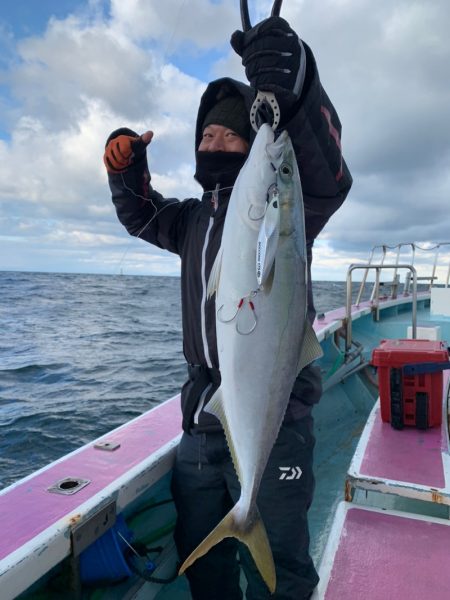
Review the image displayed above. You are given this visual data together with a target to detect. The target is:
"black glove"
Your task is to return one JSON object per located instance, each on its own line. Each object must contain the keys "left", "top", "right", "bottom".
{"left": 103, "top": 127, "right": 149, "bottom": 174}
{"left": 230, "top": 17, "right": 306, "bottom": 115}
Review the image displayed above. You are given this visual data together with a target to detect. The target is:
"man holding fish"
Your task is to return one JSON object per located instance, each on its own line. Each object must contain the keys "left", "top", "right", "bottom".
{"left": 104, "top": 6, "right": 352, "bottom": 599}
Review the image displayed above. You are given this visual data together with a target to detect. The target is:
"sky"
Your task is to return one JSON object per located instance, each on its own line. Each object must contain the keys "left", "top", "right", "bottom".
{"left": 0, "top": 0, "right": 450, "bottom": 281}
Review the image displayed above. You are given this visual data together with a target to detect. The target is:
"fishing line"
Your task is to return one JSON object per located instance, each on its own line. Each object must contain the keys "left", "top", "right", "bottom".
{"left": 115, "top": 174, "right": 179, "bottom": 275}
{"left": 162, "top": 0, "right": 188, "bottom": 58}
{"left": 113, "top": 0, "right": 217, "bottom": 275}
{"left": 113, "top": 0, "right": 186, "bottom": 274}
{"left": 115, "top": 176, "right": 234, "bottom": 275}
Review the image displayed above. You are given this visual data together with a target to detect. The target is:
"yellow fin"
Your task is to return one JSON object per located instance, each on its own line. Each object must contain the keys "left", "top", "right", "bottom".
{"left": 204, "top": 386, "right": 223, "bottom": 420}
{"left": 297, "top": 320, "right": 323, "bottom": 373}
{"left": 206, "top": 246, "right": 223, "bottom": 299}
{"left": 205, "top": 387, "right": 243, "bottom": 484}
{"left": 179, "top": 504, "right": 276, "bottom": 594}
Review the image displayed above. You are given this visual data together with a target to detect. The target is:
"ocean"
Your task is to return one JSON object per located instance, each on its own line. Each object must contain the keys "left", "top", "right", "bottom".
{"left": 0, "top": 271, "right": 352, "bottom": 490}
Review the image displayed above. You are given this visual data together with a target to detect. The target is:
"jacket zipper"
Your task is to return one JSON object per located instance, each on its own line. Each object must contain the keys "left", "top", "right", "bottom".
{"left": 194, "top": 184, "right": 221, "bottom": 428}
{"left": 194, "top": 184, "right": 220, "bottom": 427}
{"left": 199, "top": 183, "right": 220, "bottom": 371}
{"left": 193, "top": 383, "right": 212, "bottom": 426}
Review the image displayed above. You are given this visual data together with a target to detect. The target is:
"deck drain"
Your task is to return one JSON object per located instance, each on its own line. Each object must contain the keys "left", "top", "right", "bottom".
{"left": 47, "top": 477, "right": 91, "bottom": 495}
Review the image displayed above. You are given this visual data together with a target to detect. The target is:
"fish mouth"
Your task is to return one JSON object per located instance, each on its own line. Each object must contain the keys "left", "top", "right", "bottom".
{"left": 265, "top": 129, "right": 288, "bottom": 165}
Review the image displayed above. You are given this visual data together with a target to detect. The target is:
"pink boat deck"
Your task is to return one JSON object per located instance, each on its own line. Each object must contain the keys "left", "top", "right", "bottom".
{"left": 348, "top": 370, "right": 450, "bottom": 502}
{"left": 360, "top": 405, "right": 446, "bottom": 488}
{"left": 0, "top": 396, "right": 182, "bottom": 562}
{"left": 316, "top": 503, "right": 450, "bottom": 599}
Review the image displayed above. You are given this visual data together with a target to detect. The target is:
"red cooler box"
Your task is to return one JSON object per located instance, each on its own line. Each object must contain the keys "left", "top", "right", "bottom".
{"left": 372, "top": 339, "right": 448, "bottom": 429}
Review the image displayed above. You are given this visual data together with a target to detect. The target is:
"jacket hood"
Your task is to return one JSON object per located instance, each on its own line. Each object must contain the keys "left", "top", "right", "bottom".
{"left": 195, "top": 78, "right": 256, "bottom": 151}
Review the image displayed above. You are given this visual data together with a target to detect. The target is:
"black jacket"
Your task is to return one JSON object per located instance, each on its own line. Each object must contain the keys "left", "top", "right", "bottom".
{"left": 108, "top": 43, "right": 352, "bottom": 431}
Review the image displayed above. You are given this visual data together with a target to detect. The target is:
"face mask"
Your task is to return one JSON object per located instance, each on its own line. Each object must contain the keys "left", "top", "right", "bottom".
{"left": 194, "top": 151, "right": 248, "bottom": 191}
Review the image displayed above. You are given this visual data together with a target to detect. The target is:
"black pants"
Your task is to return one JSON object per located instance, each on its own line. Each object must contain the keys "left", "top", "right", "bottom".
{"left": 171, "top": 414, "right": 319, "bottom": 600}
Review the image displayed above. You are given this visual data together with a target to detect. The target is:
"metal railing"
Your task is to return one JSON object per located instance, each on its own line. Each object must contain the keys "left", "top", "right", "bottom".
{"left": 354, "top": 242, "right": 450, "bottom": 306}
{"left": 346, "top": 264, "right": 418, "bottom": 353}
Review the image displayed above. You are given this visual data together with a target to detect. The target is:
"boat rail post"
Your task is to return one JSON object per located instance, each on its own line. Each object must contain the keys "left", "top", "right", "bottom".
{"left": 435, "top": 242, "right": 450, "bottom": 288}
{"left": 355, "top": 246, "right": 376, "bottom": 306}
{"left": 391, "top": 245, "right": 401, "bottom": 299}
{"left": 404, "top": 243, "right": 416, "bottom": 294}
{"left": 346, "top": 264, "right": 418, "bottom": 352}
{"left": 394, "top": 242, "right": 415, "bottom": 298}
{"left": 374, "top": 266, "right": 381, "bottom": 321}
{"left": 370, "top": 246, "right": 386, "bottom": 303}
{"left": 430, "top": 241, "right": 450, "bottom": 288}
{"left": 430, "top": 245, "right": 440, "bottom": 291}
{"left": 345, "top": 265, "right": 355, "bottom": 353}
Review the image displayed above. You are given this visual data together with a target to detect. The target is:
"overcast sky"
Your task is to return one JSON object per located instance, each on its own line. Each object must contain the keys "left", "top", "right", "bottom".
{"left": 1, "top": 0, "right": 449, "bottom": 281}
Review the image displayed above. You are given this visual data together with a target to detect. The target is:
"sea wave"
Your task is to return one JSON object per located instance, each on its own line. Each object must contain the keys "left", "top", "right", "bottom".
{"left": 0, "top": 271, "right": 353, "bottom": 489}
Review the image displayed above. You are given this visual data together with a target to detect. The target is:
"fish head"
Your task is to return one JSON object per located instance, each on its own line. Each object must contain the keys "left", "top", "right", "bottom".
{"left": 276, "top": 136, "right": 306, "bottom": 247}
{"left": 234, "top": 124, "right": 286, "bottom": 230}
{"left": 278, "top": 134, "right": 297, "bottom": 189}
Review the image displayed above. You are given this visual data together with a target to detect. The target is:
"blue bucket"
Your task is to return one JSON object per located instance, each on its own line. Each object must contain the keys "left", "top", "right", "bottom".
{"left": 79, "top": 514, "right": 134, "bottom": 584}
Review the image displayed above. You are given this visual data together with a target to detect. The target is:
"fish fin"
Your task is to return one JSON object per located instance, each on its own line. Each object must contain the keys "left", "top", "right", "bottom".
{"left": 297, "top": 320, "right": 323, "bottom": 373}
{"left": 207, "top": 246, "right": 223, "bottom": 299}
{"left": 205, "top": 388, "right": 243, "bottom": 483}
{"left": 179, "top": 504, "right": 276, "bottom": 594}
{"left": 203, "top": 387, "right": 223, "bottom": 420}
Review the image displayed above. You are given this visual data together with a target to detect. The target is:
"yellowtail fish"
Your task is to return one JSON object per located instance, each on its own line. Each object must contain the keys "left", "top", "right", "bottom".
{"left": 179, "top": 123, "right": 322, "bottom": 593}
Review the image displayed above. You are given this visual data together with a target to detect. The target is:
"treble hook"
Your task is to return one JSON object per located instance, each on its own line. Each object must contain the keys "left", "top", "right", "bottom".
{"left": 240, "top": 0, "right": 283, "bottom": 31}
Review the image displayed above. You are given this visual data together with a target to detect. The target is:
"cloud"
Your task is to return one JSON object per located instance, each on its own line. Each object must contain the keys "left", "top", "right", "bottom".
{"left": 7, "top": 13, "right": 208, "bottom": 128}
{"left": 1, "top": 0, "right": 450, "bottom": 279}
{"left": 109, "top": 0, "right": 240, "bottom": 49}
{"left": 0, "top": 2, "right": 210, "bottom": 276}
{"left": 279, "top": 0, "right": 450, "bottom": 264}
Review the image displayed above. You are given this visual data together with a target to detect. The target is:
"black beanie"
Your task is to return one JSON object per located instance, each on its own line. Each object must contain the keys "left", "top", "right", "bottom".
{"left": 202, "top": 95, "right": 250, "bottom": 142}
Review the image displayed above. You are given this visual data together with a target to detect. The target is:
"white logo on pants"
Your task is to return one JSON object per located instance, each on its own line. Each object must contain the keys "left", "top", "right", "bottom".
{"left": 279, "top": 466, "right": 302, "bottom": 480}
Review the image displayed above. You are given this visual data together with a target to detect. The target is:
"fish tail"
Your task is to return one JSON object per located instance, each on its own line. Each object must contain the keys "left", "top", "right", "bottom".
{"left": 178, "top": 504, "right": 276, "bottom": 593}
{"left": 239, "top": 507, "right": 276, "bottom": 593}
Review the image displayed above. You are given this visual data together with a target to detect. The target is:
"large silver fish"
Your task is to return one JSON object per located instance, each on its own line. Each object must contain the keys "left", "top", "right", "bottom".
{"left": 179, "top": 124, "right": 322, "bottom": 593}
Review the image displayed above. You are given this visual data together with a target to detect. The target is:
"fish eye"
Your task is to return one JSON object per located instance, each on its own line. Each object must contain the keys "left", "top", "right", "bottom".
{"left": 280, "top": 163, "right": 292, "bottom": 177}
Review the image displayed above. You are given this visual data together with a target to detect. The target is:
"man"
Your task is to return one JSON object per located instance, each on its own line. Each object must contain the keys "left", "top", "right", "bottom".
{"left": 104, "top": 16, "right": 352, "bottom": 600}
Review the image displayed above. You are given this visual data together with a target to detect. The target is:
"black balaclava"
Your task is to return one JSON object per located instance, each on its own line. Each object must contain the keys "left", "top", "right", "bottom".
{"left": 195, "top": 95, "right": 250, "bottom": 192}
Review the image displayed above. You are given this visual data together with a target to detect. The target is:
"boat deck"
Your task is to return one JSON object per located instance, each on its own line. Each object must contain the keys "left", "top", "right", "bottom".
{"left": 347, "top": 371, "right": 450, "bottom": 505}
{"left": 0, "top": 397, "right": 182, "bottom": 599}
{"left": 313, "top": 502, "right": 450, "bottom": 600}
{"left": 316, "top": 290, "right": 450, "bottom": 598}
